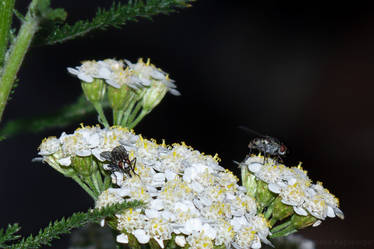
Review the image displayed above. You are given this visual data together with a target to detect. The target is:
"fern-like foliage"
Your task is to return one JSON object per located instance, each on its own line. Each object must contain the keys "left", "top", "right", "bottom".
{"left": 0, "top": 201, "right": 142, "bottom": 249}
{"left": 37, "top": 0, "right": 194, "bottom": 45}
{"left": 0, "top": 224, "right": 21, "bottom": 248}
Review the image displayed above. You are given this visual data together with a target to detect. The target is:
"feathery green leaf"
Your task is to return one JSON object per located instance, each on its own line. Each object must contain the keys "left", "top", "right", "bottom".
{"left": 2, "top": 201, "right": 142, "bottom": 249}
{"left": 0, "top": 224, "right": 21, "bottom": 248}
{"left": 0, "top": 95, "right": 103, "bottom": 139}
{"left": 37, "top": 0, "right": 194, "bottom": 45}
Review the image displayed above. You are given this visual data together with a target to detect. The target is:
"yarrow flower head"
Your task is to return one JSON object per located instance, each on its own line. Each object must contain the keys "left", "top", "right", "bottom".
{"left": 37, "top": 126, "right": 344, "bottom": 247}
{"left": 241, "top": 155, "right": 344, "bottom": 235}
{"left": 67, "top": 58, "right": 180, "bottom": 127}
{"left": 38, "top": 125, "right": 271, "bottom": 248}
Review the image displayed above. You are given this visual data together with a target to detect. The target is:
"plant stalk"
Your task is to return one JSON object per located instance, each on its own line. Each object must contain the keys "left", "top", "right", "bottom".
{"left": 0, "top": 0, "right": 40, "bottom": 123}
{"left": 0, "top": 0, "right": 15, "bottom": 66}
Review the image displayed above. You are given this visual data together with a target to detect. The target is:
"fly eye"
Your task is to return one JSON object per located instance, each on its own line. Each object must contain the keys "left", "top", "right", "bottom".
{"left": 279, "top": 145, "right": 287, "bottom": 155}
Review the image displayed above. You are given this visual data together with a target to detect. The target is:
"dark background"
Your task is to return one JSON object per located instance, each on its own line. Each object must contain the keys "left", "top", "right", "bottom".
{"left": 1, "top": 1, "right": 373, "bottom": 249}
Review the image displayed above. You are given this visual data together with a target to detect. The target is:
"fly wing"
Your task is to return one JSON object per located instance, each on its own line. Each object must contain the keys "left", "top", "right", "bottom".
{"left": 110, "top": 145, "right": 129, "bottom": 162}
{"left": 238, "top": 126, "right": 266, "bottom": 138}
{"left": 100, "top": 151, "right": 112, "bottom": 161}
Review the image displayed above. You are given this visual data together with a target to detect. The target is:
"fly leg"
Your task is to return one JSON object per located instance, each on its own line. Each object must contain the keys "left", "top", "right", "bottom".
{"left": 130, "top": 158, "right": 138, "bottom": 176}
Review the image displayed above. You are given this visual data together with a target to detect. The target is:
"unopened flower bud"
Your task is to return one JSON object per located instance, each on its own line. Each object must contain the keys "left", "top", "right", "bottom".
{"left": 240, "top": 162, "right": 257, "bottom": 198}
{"left": 290, "top": 214, "right": 318, "bottom": 229}
{"left": 142, "top": 82, "right": 168, "bottom": 112}
{"left": 255, "top": 180, "right": 276, "bottom": 212}
{"left": 81, "top": 78, "right": 106, "bottom": 103}
{"left": 271, "top": 196, "right": 294, "bottom": 222}
{"left": 108, "top": 84, "right": 131, "bottom": 110}
{"left": 71, "top": 156, "right": 97, "bottom": 177}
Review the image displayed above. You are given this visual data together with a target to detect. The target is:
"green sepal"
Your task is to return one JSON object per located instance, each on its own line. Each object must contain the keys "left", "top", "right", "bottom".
{"left": 127, "top": 233, "right": 141, "bottom": 249}
{"left": 150, "top": 238, "right": 162, "bottom": 249}
{"left": 142, "top": 82, "right": 168, "bottom": 112}
{"left": 270, "top": 196, "right": 294, "bottom": 225}
{"left": 241, "top": 164, "right": 257, "bottom": 198}
{"left": 165, "top": 234, "right": 176, "bottom": 249}
{"left": 108, "top": 85, "right": 131, "bottom": 110}
{"left": 290, "top": 214, "right": 317, "bottom": 229}
{"left": 71, "top": 156, "right": 97, "bottom": 177}
{"left": 255, "top": 180, "right": 276, "bottom": 212}
{"left": 213, "top": 245, "right": 227, "bottom": 249}
{"left": 81, "top": 78, "right": 106, "bottom": 103}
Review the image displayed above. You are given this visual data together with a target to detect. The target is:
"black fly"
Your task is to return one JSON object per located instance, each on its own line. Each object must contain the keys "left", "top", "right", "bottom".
{"left": 239, "top": 126, "right": 288, "bottom": 163}
{"left": 100, "top": 145, "right": 137, "bottom": 177}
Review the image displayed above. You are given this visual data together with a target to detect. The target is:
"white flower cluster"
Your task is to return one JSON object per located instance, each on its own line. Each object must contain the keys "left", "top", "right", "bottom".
{"left": 39, "top": 126, "right": 271, "bottom": 249}
{"left": 243, "top": 156, "right": 344, "bottom": 226}
{"left": 67, "top": 58, "right": 179, "bottom": 95}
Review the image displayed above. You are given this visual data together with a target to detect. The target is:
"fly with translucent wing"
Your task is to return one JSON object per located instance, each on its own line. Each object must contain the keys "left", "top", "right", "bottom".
{"left": 100, "top": 145, "right": 137, "bottom": 177}
{"left": 239, "top": 126, "right": 288, "bottom": 163}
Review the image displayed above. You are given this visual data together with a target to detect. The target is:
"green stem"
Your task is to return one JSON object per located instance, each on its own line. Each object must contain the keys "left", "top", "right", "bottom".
{"left": 85, "top": 175, "right": 100, "bottom": 196}
{"left": 0, "top": 0, "right": 40, "bottom": 123}
{"left": 91, "top": 173, "right": 101, "bottom": 194}
{"left": 72, "top": 175, "right": 97, "bottom": 200}
{"left": 0, "top": 0, "right": 15, "bottom": 66}
{"left": 127, "top": 100, "right": 143, "bottom": 124}
{"left": 270, "top": 217, "right": 278, "bottom": 227}
{"left": 270, "top": 227, "right": 297, "bottom": 238}
{"left": 270, "top": 220, "right": 291, "bottom": 233}
{"left": 120, "top": 95, "right": 136, "bottom": 127}
{"left": 264, "top": 205, "right": 273, "bottom": 220}
{"left": 113, "top": 109, "right": 120, "bottom": 125}
{"left": 127, "top": 109, "right": 148, "bottom": 129}
{"left": 115, "top": 91, "right": 134, "bottom": 125}
{"left": 93, "top": 101, "right": 110, "bottom": 128}
{"left": 104, "top": 174, "right": 112, "bottom": 189}
{"left": 96, "top": 170, "right": 104, "bottom": 191}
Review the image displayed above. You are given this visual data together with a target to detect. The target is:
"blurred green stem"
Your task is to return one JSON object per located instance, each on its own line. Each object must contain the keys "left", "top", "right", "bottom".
{"left": 72, "top": 175, "right": 97, "bottom": 200}
{"left": 0, "top": 0, "right": 40, "bottom": 123}
{"left": 127, "top": 109, "right": 148, "bottom": 129}
{"left": 93, "top": 102, "right": 110, "bottom": 128}
{"left": 0, "top": 0, "right": 15, "bottom": 66}
{"left": 270, "top": 220, "right": 291, "bottom": 233}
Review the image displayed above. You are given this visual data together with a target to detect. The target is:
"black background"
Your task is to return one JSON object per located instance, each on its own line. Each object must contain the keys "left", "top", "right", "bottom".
{"left": 1, "top": 1, "right": 373, "bottom": 249}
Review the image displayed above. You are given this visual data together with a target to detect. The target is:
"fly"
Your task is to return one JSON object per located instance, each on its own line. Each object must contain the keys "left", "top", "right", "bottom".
{"left": 239, "top": 126, "right": 288, "bottom": 163}
{"left": 100, "top": 145, "right": 137, "bottom": 177}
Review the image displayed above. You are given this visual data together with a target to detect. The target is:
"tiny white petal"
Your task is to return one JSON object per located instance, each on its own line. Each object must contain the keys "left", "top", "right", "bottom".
{"left": 133, "top": 229, "right": 150, "bottom": 244}
{"left": 100, "top": 219, "right": 105, "bottom": 227}
{"left": 202, "top": 223, "right": 216, "bottom": 239}
{"left": 287, "top": 177, "right": 297, "bottom": 185}
{"left": 67, "top": 67, "right": 78, "bottom": 75}
{"left": 312, "top": 220, "right": 322, "bottom": 227}
{"left": 334, "top": 207, "right": 344, "bottom": 219}
{"left": 182, "top": 218, "right": 202, "bottom": 235}
{"left": 168, "top": 88, "right": 181, "bottom": 96}
{"left": 268, "top": 183, "right": 282, "bottom": 193}
{"left": 149, "top": 199, "right": 164, "bottom": 210}
{"left": 164, "top": 170, "right": 177, "bottom": 181}
{"left": 175, "top": 236, "right": 186, "bottom": 247}
{"left": 248, "top": 162, "right": 262, "bottom": 173}
{"left": 76, "top": 149, "right": 91, "bottom": 157}
{"left": 116, "top": 233, "right": 129, "bottom": 243}
{"left": 251, "top": 236, "right": 262, "bottom": 249}
{"left": 327, "top": 206, "right": 335, "bottom": 218}
{"left": 293, "top": 206, "right": 308, "bottom": 216}
{"left": 145, "top": 209, "right": 160, "bottom": 219}
{"left": 77, "top": 73, "right": 93, "bottom": 82}
{"left": 58, "top": 157, "right": 71, "bottom": 166}
{"left": 154, "top": 237, "right": 164, "bottom": 248}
